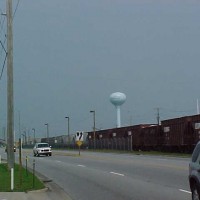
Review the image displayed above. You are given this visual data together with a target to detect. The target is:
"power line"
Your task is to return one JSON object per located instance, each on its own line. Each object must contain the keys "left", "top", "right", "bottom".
{"left": 0, "top": 36, "right": 7, "bottom": 81}
{"left": 0, "top": 0, "right": 20, "bottom": 35}
{"left": 0, "top": 36, "right": 6, "bottom": 57}
{"left": 13, "top": 0, "right": 20, "bottom": 19}
{"left": 0, "top": 53, "right": 7, "bottom": 80}
{"left": 0, "top": 39, "right": 7, "bottom": 54}
{"left": 0, "top": 9, "right": 6, "bottom": 36}
{"left": 0, "top": 6, "right": 7, "bottom": 81}
{"left": 0, "top": 0, "right": 20, "bottom": 81}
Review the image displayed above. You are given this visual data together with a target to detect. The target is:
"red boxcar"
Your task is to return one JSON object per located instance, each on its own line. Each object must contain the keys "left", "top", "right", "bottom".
{"left": 87, "top": 124, "right": 155, "bottom": 150}
{"left": 142, "top": 125, "right": 162, "bottom": 151}
{"left": 161, "top": 114, "right": 200, "bottom": 152}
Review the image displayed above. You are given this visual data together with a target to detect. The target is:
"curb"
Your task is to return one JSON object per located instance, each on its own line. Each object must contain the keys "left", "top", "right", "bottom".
{"left": 27, "top": 187, "right": 48, "bottom": 193}
{"left": 29, "top": 168, "right": 73, "bottom": 199}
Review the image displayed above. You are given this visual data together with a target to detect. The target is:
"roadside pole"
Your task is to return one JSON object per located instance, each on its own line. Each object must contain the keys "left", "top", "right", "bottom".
{"left": 76, "top": 141, "right": 82, "bottom": 156}
{"left": 6, "top": 0, "right": 15, "bottom": 170}
{"left": 33, "top": 159, "right": 35, "bottom": 188}
{"left": 75, "top": 132, "right": 84, "bottom": 156}
{"left": 19, "top": 138, "right": 22, "bottom": 186}
{"left": 11, "top": 168, "right": 14, "bottom": 191}
{"left": 26, "top": 156, "right": 28, "bottom": 176}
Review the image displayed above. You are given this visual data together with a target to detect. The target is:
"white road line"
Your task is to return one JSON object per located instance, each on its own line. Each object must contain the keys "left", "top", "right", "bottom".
{"left": 56, "top": 160, "right": 61, "bottom": 163}
{"left": 78, "top": 164, "right": 86, "bottom": 167}
{"left": 110, "top": 172, "right": 125, "bottom": 177}
{"left": 179, "top": 189, "right": 191, "bottom": 194}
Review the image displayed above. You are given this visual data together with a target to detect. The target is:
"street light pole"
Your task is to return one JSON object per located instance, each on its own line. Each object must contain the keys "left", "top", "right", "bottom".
{"left": 21, "top": 133, "right": 25, "bottom": 146}
{"left": 23, "top": 131, "right": 27, "bottom": 145}
{"left": 45, "top": 123, "right": 49, "bottom": 144}
{"left": 32, "top": 128, "right": 35, "bottom": 144}
{"left": 65, "top": 117, "right": 70, "bottom": 148}
{"left": 90, "top": 110, "right": 96, "bottom": 149}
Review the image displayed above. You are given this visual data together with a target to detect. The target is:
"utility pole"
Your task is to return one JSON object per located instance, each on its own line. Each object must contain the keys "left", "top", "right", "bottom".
{"left": 90, "top": 110, "right": 96, "bottom": 149}
{"left": 6, "top": 0, "right": 15, "bottom": 169}
{"left": 197, "top": 99, "right": 200, "bottom": 115}
{"left": 65, "top": 117, "right": 70, "bottom": 148}
{"left": 32, "top": 128, "right": 35, "bottom": 144}
{"left": 45, "top": 123, "right": 49, "bottom": 144}
{"left": 3, "top": 127, "right": 6, "bottom": 141}
{"left": 156, "top": 108, "right": 160, "bottom": 125}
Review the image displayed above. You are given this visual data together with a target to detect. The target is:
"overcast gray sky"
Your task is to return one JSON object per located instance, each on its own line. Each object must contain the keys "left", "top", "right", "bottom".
{"left": 0, "top": 0, "right": 200, "bottom": 139}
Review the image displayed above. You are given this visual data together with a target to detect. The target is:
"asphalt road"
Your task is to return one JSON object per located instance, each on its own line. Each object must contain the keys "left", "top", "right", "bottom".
{"left": 0, "top": 148, "right": 192, "bottom": 200}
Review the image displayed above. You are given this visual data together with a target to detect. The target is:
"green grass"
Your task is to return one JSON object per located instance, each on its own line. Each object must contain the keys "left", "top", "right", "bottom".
{"left": 0, "top": 163, "right": 45, "bottom": 192}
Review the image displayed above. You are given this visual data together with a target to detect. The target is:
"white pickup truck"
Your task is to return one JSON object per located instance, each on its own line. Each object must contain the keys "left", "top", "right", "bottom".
{"left": 33, "top": 143, "right": 52, "bottom": 157}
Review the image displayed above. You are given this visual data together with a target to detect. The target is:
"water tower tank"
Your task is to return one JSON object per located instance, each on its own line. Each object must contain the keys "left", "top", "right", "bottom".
{"left": 110, "top": 92, "right": 126, "bottom": 128}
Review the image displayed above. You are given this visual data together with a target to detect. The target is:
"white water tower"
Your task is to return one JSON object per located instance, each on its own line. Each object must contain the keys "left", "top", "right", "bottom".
{"left": 110, "top": 92, "right": 126, "bottom": 128}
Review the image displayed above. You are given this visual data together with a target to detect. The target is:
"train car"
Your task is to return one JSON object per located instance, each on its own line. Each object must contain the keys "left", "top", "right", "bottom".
{"left": 40, "top": 114, "right": 200, "bottom": 153}
{"left": 129, "top": 124, "right": 150, "bottom": 150}
{"left": 142, "top": 125, "right": 162, "bottom": 151}
{"left": 87, "top": 124, "right": 155, "bottom": 151}
{"left": 161, "top": 114, "right": 200, "bottom": 152}
{"left": 88, "top": 128, "right": 118, "bottom": 149}
{"left": 188, "top": 115, "right": 200, "bottom": 145}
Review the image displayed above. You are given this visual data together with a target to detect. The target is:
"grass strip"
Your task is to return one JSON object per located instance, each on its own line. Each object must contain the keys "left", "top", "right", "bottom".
{"left": 0, "top": 163, "right": 45, "bottom": 192}
{"left": 86, "top": 149, "right": 191, "bottom": 157}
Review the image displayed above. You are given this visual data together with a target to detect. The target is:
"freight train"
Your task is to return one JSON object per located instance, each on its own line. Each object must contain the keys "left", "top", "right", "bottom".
{"left": 41, "top": 114, "right": 200, "bottom": 153}
{"left": 88, "top": 114, "right": 200, "bottom": 153}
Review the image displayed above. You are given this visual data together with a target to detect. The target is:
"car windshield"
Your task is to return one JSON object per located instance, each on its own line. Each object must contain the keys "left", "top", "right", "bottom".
{"left": 38, "top": 143, "right": 49, "bottom": 148}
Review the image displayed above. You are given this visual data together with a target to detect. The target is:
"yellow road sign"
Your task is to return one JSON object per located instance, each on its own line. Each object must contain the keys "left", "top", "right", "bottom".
{"left": 76, "top": 141, "right": 82, "bottom": 147}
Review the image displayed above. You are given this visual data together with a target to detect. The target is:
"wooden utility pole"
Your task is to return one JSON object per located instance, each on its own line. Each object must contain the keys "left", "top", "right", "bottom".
{"left": 65, "top": 117, "right": 70, "bottom": 148}
{"left": 156, "top": 108, "right": 160, "bottom": 125}
{"left": 90, "top": 110, "right": 96, "bottom": 149}
{"left": 45, "top": 123, "right": 49, "bottom": 143}
{"left": 6, "top": 0, "right": 15, "bottom": 169}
